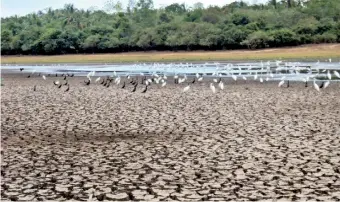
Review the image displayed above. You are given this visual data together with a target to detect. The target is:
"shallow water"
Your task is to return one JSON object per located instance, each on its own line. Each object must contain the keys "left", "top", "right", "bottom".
{"left": 1, "top": 61, "right": 340, "bottom": 81}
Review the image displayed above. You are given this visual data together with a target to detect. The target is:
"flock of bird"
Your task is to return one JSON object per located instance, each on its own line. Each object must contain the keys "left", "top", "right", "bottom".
{"left": 15, "top": 60, "right": 340, "bottom": 93}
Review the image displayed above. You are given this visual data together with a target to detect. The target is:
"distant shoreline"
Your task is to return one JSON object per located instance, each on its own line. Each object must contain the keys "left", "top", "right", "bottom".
{"left": 2, "top": 44, "right": 340, "bottom": 64}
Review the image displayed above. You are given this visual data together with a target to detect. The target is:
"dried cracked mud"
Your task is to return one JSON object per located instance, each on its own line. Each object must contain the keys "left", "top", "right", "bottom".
{"left": 1, "top": 73, "right": 340, "bottom": 201}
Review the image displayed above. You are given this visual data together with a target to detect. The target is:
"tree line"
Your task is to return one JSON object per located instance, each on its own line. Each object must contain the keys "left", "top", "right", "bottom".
{"left": 1, "top": 0, "right": 340, "bottom": 55}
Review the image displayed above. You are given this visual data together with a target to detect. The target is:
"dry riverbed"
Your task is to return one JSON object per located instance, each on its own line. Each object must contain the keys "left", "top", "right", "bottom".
{"left": 1, "top": 73, "right": 340, "bottom": 201}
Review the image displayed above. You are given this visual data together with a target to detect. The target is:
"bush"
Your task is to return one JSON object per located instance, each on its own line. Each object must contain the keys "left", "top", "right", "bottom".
{"left": 313, "top": 32, "right": 337, "bottom": 43}
{"left": 270, "top": 29, "right": 299, "bottom": 47}
{"left": 241, "top": 31, "right": 273, "bottom": 49}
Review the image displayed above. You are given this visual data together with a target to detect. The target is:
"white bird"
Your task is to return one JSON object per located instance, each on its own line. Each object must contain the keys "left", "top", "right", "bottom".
{"left": 259, "top": 78, "right": 263, "bottom": 83}
{"left": 198, "top": 77, "right": 203, "bottom": 81}
{"left": 327, "top": 70, "right": 332, "bottom": 80}
{"left": 178, "top": 78, "right": 186, "bottom": 84}
{"left": 42, "top": 75, "right": 46, "bottom": 80}
{"left": 329, "top": 58, "right": 332, "bottom": 63}
{"left": 115, "top": 77, "right": 121, "bottom": 85}
{"left": 324, "top": 81, "right": 330, "bottom": 89}
{"left": 196, "top": 73, "right": 200, "bottom": 78}
{"left": 183, "top": 85, "right": 190, "bottom": 92}
{"left": 313, "top": 80, "right": 320, "bottom": 91}
{"left": 334, "top": 71, "right": 340, "bottom": 78}
{"left": 270, "top": 73, "right": 274, "bottom": 78}
{"left": 55, "top": 80, "right": 60, "bottom": 85}
{"left": 95, "top": 77, "right": 101, "bottom": 83}
{"left": 266, "top": 77, "right": 269, "bottom": 81}
{"left": 162, "top": 82, "right": 166, "bottom": 87}
{"left": 242, "top": 76, "right": 247, "bottom": 80}
{"left": 210, "top": 83, "right": 216, "bottom": 93}
{"left": 87, "top": 72, "right": 92, "bottom": 80}
{"left": 114, "top": 71, "right": 117, "bottom": 76}
{"left": 254, "top": 74, "right": 258, "bottom": 80}
{"left": 213, "top": 78, "right": 218, "bottom": 83}
{"left": 278, "top": 80, "right": 285, "bottom": 87}
{"left": 218, "top": 82, "right": 224, "bottom": 90}
{"left": 232, "top": 75, "right": 237, "bottom": 81}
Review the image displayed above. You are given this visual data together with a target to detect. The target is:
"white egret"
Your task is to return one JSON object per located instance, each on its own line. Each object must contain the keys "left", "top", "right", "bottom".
{"left": 42, "top": 75, "right": 46, "bottom": 80}
{"left": 218, "top": 82, "right": 224, "bottom": 90}
{"left": 313, "top": 79, "right": 320, "bottom": 91}
{"left": 278, "top": 80, "right": 285, "bottom": 87}
{"left": 183, "top": 85, "right": 190, "bottom": 92}
{"left": 324, "top": 81, "right": 330, "bottom": 89}
{"left": 327, "top": 70, "right": 332, "bottom": 80}
{"left": 334, "top": 71, "right": 340, "bottom": 78}
{"left": 210, "top": 83, "right": 216, "bottom": 93}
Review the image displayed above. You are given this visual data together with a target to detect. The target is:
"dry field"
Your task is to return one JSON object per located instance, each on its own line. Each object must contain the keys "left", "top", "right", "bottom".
{"left": 2, "top": 44, "right": 340, "bottom": 64}
{"left": 1, "top": 73, "right": 340, "bottom": 201}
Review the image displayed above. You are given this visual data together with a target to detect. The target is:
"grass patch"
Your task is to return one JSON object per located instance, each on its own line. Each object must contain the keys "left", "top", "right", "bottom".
{"left": 2, "top": 44, "right": 340, "bottom": 64}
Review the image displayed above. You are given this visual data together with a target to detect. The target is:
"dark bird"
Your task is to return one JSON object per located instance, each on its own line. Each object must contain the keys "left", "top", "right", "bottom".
{"left": 84, "top": 79, "right": 91, "bottom": 85}
{"left": 191, "top": 78, "right": 196, "bottom": 84}
{"left": 65, "top": 85, "right": 70, "bottom": 92}
{"left": 287, "top": 80, "right": 290, "bottom": 88}
{"left": 218, "top": 77, "right": 222, "bottom": 83}
{"left": 47, "top": 74, "right": 50, "bottom": 77}
{"left": 33, "top": 85, "right": 36, "bottom": 91}
{"left": 142, "top": 85, "right": 148, "bottom": 93}
{"left": 70, "top": 74, "right": 74, "bottom": 77}
{"left": 58, "top": 84, "right": 62, "bottom": 88}
{"left": 131, "top": 84, "right": 137, "bottom": 92}
{"left": 319, "top": 81, "right": 325, "bottom": 89}
{"left": 305, "top": 81, "right": 308, "bottom": 88}
{"left": 122, "top": 81, "right": 126, "bottom": 89}
{"left": 64, "top": 80, "right": 68, "bottom": 86}
{"left": 142, "top": 76, "right": 147, "bottom": 84}
{"left": 27, "top": 75, "right": 31, "bottom": 78}
{"left": 20, "top": 68, "right": 24, "bottom": 71}
{"left": 56, "top": 73, "right": 58, "bottom": 77}
{"left": 64, "top": 75, "right": 67, "bottom": 80}
{"left": 38, "top": 73, "right": 41, "bottom": 76}
{"left": 100, "top": 79, "right": 105, "bottom": 85}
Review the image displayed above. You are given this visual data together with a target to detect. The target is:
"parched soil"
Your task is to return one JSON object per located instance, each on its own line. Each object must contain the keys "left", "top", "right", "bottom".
{"left": 1, "top": 73, "right": 340, "bottom": 201}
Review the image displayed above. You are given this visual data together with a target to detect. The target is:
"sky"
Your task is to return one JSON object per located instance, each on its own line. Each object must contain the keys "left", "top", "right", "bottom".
{"left": 1, "top": 0, "right": 267, "bottom": 18}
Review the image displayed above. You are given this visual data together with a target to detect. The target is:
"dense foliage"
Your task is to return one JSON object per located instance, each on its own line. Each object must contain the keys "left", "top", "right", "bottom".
{"left": 1, "top": 0, "right": 340, "bottom": 55}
